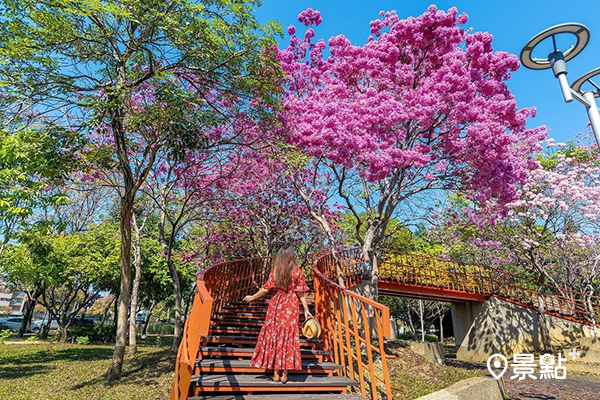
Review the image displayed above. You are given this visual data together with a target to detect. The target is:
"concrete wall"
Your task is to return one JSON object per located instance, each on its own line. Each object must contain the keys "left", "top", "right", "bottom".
{"left": 452, "top": 296, "right": 595, "bottom": 362}
{"left": 416, "top": 376, "right": 506, "bottom": 400}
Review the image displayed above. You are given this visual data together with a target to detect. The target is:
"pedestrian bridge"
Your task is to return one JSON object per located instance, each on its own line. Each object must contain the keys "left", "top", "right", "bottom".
{"left": 171, "top": 248, "right": 600, "bottom": 400}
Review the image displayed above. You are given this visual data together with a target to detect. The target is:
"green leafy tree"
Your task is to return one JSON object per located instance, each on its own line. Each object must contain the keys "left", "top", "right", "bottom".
{"left": 0, "top": 127, "right": 81, "bottom": 259}
{"left": 3, "top": 224, "right": 120, "bottom": 342}
{"left": 0, "top": 0, "right": 280, "bottom": 379}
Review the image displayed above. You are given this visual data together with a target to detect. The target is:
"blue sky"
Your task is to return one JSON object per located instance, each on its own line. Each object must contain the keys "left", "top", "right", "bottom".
{"left": 256, "top": 0, "right": 600, "bottom": 144}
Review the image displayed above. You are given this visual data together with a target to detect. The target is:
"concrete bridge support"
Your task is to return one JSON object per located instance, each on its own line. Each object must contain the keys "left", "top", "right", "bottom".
{"left": 451, "top": 296, "right": 595, "bottom": 362}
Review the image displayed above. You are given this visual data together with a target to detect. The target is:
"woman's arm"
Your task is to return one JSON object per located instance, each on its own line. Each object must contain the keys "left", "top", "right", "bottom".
{"left": 243, "top": 288, "right": 269, "bottom": 303}
{"left": 298, "top": 292, "right": 313, "bottom": 319}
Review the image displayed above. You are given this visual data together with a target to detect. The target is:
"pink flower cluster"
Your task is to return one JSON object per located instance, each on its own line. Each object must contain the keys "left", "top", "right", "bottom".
{"left": 279, "top": 6, "right": 547, "bottom": 220}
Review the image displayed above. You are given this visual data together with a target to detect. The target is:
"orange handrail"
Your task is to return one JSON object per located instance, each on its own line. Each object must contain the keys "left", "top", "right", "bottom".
{"left": 313, "top": 251, "right": 393, "bottom": 400}
{"left": 379, "top": 249, "right": 600, "bottom": 327}
{"left": 170, "top": 253, "right": 321, "bottom": 400}
{"left": 171, "top": 247, "right": 599, "bottom": 400}
{"left": 170, "top": 256, "right": 273, "bottom": 400}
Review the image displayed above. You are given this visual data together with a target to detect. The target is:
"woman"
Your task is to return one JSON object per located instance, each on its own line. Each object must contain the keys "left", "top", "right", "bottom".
{"left": 243, "top": 247, "right": 313, "bottom": 383}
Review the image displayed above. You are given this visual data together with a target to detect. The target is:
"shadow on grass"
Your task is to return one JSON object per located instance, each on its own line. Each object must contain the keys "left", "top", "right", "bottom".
{"left": 0, "top": 363, "right": 55, "bottom": 379}
{"left": 0, "top": 345, "right": 114, "bottom": 380}
{"left": 69, "top": 347, "right": 174, "bottom": 390}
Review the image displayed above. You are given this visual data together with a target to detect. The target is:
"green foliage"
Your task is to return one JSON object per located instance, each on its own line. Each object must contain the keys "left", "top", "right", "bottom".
{"left": 339, "top": 212, "right": 444, "bottom": 255}
{"left": 0, "top": 128, "right": 82, "bottom": 252}
{"left": 537, "top": 142, "right": 599, "bottom": 170}
{"left": 69, "top": 325, "right": 116, "bottom": 344}
{"left": 75, "top": 336, "right": 89, "bottom": 345}
{"left": 396, "top": 332, "right": 415, "bottom": 341}
{"left": 0, "top": 329, "right": 10, "bottom": 343}
{"left": 425, "top": 334, "right": 439, "bottom": 343}
{"left": 147, "top": 323, "right": 175, "bottom": 335}
{"left": 25, "top": 335, "right": 37, "bottom": 343}
{"left": 0, "top": 0, "right": 282, "bottom": 160}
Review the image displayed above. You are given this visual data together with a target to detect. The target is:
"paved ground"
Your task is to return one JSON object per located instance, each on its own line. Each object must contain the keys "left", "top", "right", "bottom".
{"left": 505, "top": 373, "right": 600, "bottom": 400}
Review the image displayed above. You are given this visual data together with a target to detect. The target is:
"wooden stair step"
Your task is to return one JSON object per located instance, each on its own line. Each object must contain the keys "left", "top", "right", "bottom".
{"left": 201, "top": 335, "right": 323, "bottom": 346}
{"left": 195, "top": 359, "right": 341, "bottom": 373}
{"left": 212, "top": 318, "right": 305, "bottom": 327}
{"left": 215, "top": 316, "right": 306, "bottom": 323}
{"left": 230, "top": 299, "right": 313, "bottom": 307}
{"left": 199, "top": 346, "right": 330, "bottom": 357}
{"left": 210, "top": 326, "right": 262, "bottom": 334}
{"left": 217, "top": 312, "right": 268, "bottom": 318}
{"left": 191, "top": 373, "right": 358, "bottom": 392}
{"left": 189, "top": 394, "right": 361, "bottom": 400}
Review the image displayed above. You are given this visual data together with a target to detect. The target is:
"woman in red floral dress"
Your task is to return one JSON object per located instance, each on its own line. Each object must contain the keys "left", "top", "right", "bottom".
{"left": 243, "top": 247, "right": 312, "bottom": 383}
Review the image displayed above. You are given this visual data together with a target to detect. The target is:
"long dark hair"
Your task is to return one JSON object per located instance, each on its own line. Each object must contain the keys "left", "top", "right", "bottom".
{"left": 273, "top": 247, "right": 296, "bottom": 289}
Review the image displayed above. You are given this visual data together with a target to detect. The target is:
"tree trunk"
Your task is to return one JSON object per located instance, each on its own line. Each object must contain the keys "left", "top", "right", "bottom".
{"left": 59, "top": 325, "right": 69, "bottom": 343}
{"left": 182, "top": 283, "right": 196, "bottom": 328}
{"left": 585, "top": 286, "right": 598, "bottom": 338}
{"left": 106, "top": 191, "right": 134, "bottom": 381}
{"left": 101, "top": 296, "right": 115, "bottom": 327}
{"left": 57, "top": 311, "right": 70, "bottom": 343}
{"left": 406, "top": 306, "right": 416, "bottom": 337}
{"left": 18, "top": 300, "right": 34, "bottom": 337}
{"left": 142, "top": 299, "right": 156, "bottom": 337}
{"left": 170, "top": 267, "right": 182, "bottom": 352}
{"left": 158, "top": 210, "right": 183, "bottom": 353}
{"left": 439, "top": 315, "right": 444, "bottom": 342}
{"left": 129, "top": 212, "right": 143, "bottom": 356}
{"left": 537, "top": 286, "right": 552, "bottom": 352}
{"left": 18, "top": 296, "right": 36, "bottom": 337}
{"left": 361, "top": 230, "right": 379, "bottom": 301}
{"left": 18, "top": 284, "right": 43, "bottom": 337}
{"left": 40, "top": 312, "right": 52, "bottom": 339}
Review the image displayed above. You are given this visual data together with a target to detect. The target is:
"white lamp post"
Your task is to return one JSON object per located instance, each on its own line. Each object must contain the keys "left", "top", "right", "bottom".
{"left": 521, "top": 23, "right": 600, "bottom": 148}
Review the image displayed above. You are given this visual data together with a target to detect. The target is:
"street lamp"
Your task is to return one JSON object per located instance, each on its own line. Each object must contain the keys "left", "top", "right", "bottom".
{"left": 520, "top": 23, "right": 600, "bottom": 148}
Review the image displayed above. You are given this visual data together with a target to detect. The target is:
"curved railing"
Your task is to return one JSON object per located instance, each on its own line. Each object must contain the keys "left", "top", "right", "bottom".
{"left": 171, "top": 248, "right": 600, "bottom": 400}
{"left": 378, "top": 249, "right": 600, "bottom": 327}
{"left": 170, "top": 256, "right": 273, "bottom": 400}
{"left": 313, "top": 251, "right": 394, "bottom": 400}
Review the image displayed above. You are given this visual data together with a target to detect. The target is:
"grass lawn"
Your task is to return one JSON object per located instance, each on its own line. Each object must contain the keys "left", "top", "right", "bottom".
{"left": 0, "top": 339, "right": 174, "bottom": 400}
{"left": 0, "top": 336, "right": 486, "bottom": 400}
{"left": 385, "top": 341, "right": 487, "bottom": 399}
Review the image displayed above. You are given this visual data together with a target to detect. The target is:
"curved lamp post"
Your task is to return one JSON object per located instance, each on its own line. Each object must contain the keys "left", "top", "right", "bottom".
{"left": 520, "top": 23, "right": 600, "bottom": 147}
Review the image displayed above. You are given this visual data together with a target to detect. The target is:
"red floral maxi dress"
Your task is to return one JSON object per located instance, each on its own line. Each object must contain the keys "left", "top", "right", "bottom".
{"left": 250, "top": 267, "right": 309, "bottom": 371}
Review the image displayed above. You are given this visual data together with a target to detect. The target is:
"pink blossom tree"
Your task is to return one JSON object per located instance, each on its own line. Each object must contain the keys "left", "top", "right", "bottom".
{"left": 182, "top": 147, "right": 335, "bottom": 265}
{"left": 500, "top": 143, "right": 600, "bottom": 343}
{"left": 439, "top": 142, "right": 600, "bottom": 346}
{"left": 279, "top": 6, "right": 546, "bottom": 299}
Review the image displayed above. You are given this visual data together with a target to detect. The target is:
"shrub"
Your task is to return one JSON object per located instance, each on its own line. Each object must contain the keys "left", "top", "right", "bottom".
{"left": 0, "top": 329, "right": 11, "bottom": 343}
{"left": 147, "top": 323, "right": 175, "bottom": 335}
{"left": 397, "top": 333, "right": 415, "bottom": 341}
{"left": 26, "top": 335, "right": 38, "bottom": 343}
{"left": 76, "top": 336, "right": 89, "bottom": 345}
{"left": 425, "top": 334, "right": 439, "bottom": 343}
{"left": 69, "top": 324, "right": 115, "bottom": 343}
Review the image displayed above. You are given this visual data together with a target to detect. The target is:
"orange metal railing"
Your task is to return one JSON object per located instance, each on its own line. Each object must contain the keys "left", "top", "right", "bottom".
{"left": 170, "top": 253, "right": 323, "bottom": 400}
{"left": 378, "top": 249, "right": 600, "bottom": 327}
{"left": 170, "top": 256, "right": 273, "bottom": 400}
{"left": 172, "top": 247, "right": 600, "bottom": 400}
{"left": 313, "top": 251, "right": 394, "bottom": 400}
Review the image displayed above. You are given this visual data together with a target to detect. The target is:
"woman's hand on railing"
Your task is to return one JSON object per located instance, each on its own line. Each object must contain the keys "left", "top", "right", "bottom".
{"left": 243, "top": 295, "right": 254, "bottom": 303}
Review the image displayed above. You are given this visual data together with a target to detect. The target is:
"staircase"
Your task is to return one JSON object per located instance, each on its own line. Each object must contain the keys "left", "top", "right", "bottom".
{"left": 174, "top": 247, "right": 599, "bottom": 400}
{"left": 186, "top": 293, "right": 360, "bottom": 400}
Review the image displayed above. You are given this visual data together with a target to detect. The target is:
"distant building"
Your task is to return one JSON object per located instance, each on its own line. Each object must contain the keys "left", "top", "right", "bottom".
{"left": 0, "top": 284, "right": 28, "bottom": 315}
